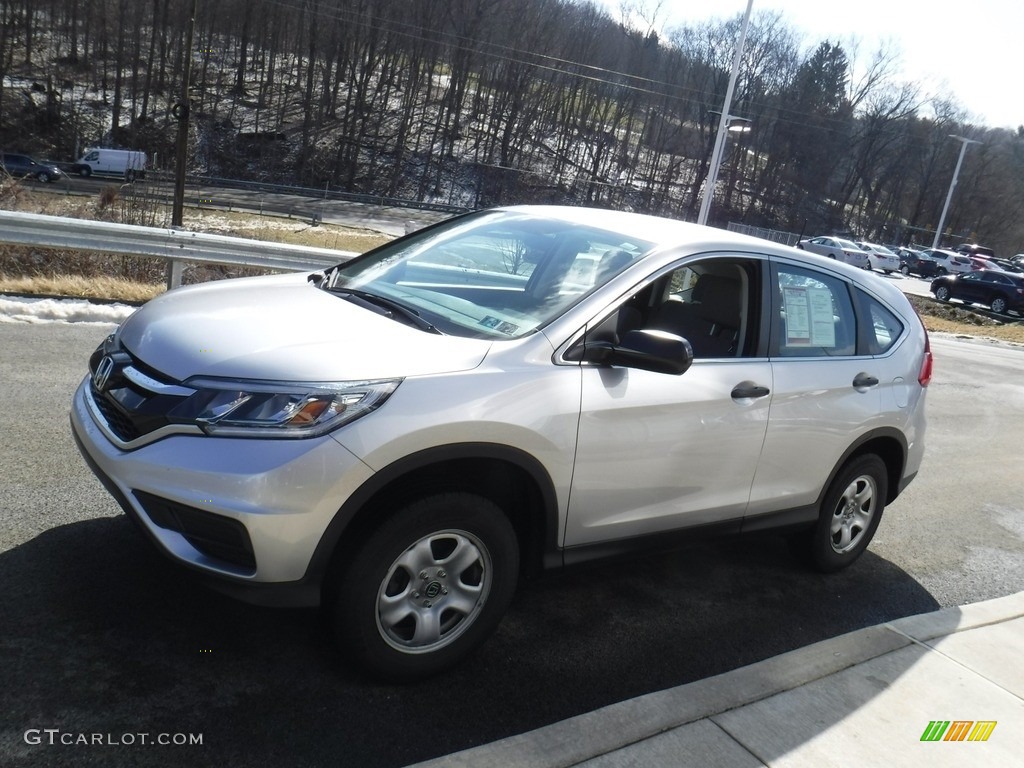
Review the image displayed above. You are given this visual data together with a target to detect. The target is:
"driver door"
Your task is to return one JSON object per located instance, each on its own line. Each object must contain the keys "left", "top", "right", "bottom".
{"left": 563, "top": 256, "right": 772, "bottom": 548}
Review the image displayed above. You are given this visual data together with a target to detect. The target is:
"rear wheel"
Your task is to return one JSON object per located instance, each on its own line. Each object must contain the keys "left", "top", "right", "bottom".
{"left": 331, "top": 492, "right": 519, "bottom": 681}
{"left": 797, "top": 455, "right": 888, "bottom": 573}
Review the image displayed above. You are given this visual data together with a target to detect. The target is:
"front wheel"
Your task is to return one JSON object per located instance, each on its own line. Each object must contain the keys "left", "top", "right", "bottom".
{"left": 78, "top": 167, "right": 91, "bottom": 177}
{"left": 991, "top": 296, "right": 1008, "bottom": 314}
{"left": 331, "top": 492, "right": 519, "bottom": 681}
{"left": 799, "top": 455, "right": 888, "bottom": 573}
{"left": 935, "top": 285, "right": 950, "bottom": 302}
{"left": 900, "top": 265, "right": 910, "bottom": 276}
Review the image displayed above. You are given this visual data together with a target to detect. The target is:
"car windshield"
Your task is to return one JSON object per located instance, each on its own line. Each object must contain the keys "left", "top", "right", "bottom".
{"left": 325, "top": 210, "right": 653, "bottom": 339}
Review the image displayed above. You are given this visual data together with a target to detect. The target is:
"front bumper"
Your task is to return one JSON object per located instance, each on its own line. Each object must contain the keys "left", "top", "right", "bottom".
{"left": 71, "top": 376, "right": 375, "bottom": 605}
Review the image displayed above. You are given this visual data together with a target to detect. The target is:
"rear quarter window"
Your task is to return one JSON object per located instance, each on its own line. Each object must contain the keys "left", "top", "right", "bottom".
{"left": 855, "top": 289, "right": 904, "bottom": 354}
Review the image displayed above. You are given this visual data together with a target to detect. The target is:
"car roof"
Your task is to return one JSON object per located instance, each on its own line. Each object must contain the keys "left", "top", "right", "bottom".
{"left": 492, "top": 206, "right": 912, "bottom": 316}
{"left": 496, "top": 205, "right": 800, "bottom": 259}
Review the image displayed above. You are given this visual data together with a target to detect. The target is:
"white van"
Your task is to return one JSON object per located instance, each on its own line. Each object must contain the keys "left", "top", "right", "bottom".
{"left": 72, "top": 149, "right": 147, "bottom": 180}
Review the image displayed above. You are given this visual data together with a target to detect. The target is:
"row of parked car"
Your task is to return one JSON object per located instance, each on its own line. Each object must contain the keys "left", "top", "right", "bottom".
{"left": 799, "top": 237, "right": 1024, "bottom": 278}
{"left": 797, "top": 237, "right": 899, "bottom": 273}
{"left": 797, "top": 235, "right": 1024, "bottom": 316}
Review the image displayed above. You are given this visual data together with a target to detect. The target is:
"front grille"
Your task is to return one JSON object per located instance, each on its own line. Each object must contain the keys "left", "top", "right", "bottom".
{"left": 134, "top": 490, "right": 257, "bottom": 571}
{"left": 90, "top": 380, "right": 143, "bottom": 442}
{"left": 87, "top": 340, "right": 193, "bottom": 445}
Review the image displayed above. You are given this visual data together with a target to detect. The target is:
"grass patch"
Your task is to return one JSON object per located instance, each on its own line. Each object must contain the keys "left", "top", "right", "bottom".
{"left": 906, "top": 294, "right": 1024, "bottom": 344}
{"left": 0, "top": 274, "right": 163, "bottom": 303}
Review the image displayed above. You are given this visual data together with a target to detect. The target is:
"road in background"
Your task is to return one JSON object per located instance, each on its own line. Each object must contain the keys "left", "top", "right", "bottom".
{"left": 1, "top": 322, "right": 1022, "bottom": 767}
{"left": 20, "top": 174, "right": 450, "bottom": 237}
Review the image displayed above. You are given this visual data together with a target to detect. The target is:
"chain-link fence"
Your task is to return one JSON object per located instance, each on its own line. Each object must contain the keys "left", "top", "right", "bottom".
{"left": 727, "top": 222, "right": 801, "bottom": 248}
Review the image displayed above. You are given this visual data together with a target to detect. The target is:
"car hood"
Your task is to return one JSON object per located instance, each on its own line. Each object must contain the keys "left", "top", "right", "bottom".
{"left": 117, "top": 273, "right": 492, "bottom": 382}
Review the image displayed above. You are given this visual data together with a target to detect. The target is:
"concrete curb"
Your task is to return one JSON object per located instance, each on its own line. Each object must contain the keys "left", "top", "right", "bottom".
{"left": 409, "top": 591, "right": 1024, "bottom": 768}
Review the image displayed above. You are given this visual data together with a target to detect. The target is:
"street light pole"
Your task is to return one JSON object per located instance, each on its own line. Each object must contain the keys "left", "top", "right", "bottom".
{"left": 931, "top": 134, "right": 981, "bottom": 249}
{"left": 697, "top": 0, "right": 753, "bottom": 226}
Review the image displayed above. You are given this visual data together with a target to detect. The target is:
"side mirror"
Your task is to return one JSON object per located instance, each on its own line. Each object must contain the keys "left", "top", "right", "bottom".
{"left": 582, "top": 329, "right": 693, "bottom": 375}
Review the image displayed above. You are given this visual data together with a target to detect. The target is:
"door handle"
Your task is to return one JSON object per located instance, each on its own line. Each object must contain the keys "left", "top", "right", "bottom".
{"left": 853, "top": 373, "right": 879, "bottom": 389}
{"left": 731, "top": 384, "right": 770, "bottom": 399}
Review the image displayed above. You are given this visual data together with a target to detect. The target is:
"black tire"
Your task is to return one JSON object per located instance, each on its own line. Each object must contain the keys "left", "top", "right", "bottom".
{"left": 802, "top": 455, "right": 888, "bottom": 573}
{"left": 79, "top": 167, "right": 91, "bottom": 177}
{"left": 331, "top": 492, "right": 519, "bottom": 681}
{"left": 991, "top": 296, "right": 1008, "bottom": 315}
{"left": 36, "top": 171, "right": 50, "bottom": 182}
{"left": 935, "top": 285, "right": 950, "bottom": 302}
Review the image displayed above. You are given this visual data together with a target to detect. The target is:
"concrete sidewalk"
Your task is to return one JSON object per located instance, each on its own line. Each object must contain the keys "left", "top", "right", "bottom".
{"left": 411, "top": 591, "right": 1024, "bottom": 768}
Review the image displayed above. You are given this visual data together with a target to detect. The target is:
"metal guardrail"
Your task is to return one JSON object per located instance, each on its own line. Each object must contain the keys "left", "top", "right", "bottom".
{"left": 0, "top": 210, "right": 357, "bottom": 285}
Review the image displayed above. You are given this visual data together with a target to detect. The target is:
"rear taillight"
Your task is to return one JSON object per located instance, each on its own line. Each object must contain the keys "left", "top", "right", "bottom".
{"left": 910, "top": 305, "right": 933, "bottom": 387}
{"left": 918, "top": 327, "right": 933, "bottom": 387}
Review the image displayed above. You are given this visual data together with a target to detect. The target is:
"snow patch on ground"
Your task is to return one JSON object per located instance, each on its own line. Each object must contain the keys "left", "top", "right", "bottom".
{"left": 0, "top": 296, "right": 135, "bottom": 326}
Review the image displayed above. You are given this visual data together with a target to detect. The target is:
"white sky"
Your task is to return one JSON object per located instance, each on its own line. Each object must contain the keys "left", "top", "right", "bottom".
{"left": 605, "top": 0, "right": 1023, "bottom": 129}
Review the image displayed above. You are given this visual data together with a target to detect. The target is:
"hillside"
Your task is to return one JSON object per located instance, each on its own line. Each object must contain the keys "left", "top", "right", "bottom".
{"left": 3, "top": 0, "right": 1023, "bottom": 252}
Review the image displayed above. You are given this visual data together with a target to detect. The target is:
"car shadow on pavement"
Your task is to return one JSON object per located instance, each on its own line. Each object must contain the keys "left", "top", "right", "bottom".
{"left": 1, "top": 518, "right": 940, "bottom": 768}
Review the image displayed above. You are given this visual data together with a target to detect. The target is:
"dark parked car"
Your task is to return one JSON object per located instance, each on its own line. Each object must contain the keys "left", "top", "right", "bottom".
{"left": 900, "top": 252, "right": 942, "bottom": 278}
{"left": 930, "top": 270, "right": 1024, "bottom": 315}
{"left": 991, "top": 258, "right": 1024, "bottom": 274}
{"left": 0, "top": 152, "right": 63, "bottom": 182}
{"left": 956, "top": 244, "right": 996, "bottom": 259}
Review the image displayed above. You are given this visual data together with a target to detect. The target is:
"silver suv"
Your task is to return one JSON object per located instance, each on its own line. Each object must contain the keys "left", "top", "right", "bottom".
{"left": 71, "top": 206, "right": 931, "bottom": 680}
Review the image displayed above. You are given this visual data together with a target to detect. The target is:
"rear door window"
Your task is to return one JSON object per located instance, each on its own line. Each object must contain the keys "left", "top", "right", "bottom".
{"left": 772, "top": 264, "right": 856, "bottom": 357}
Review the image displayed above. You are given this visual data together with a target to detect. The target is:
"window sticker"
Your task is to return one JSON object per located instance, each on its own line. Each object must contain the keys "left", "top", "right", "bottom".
{"left": 479, "top": 316, "right": 520, "bottom": 335}
{"left": 782, "top": 286, "right": 836, "bottom": 347}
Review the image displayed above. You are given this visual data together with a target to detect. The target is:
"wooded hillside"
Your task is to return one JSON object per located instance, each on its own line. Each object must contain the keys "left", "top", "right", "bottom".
{"left": 2, "top": 0, "right": 1022, "bottom": 251}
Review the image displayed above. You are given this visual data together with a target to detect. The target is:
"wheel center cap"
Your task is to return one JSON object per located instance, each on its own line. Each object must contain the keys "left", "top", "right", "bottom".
{"left": 424, "top": 581, "right": 443, "bottom": 600}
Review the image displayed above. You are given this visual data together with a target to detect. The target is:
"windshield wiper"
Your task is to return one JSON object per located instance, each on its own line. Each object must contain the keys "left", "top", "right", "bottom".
{"left": 326, "top": 287, "right": 442, "bottom": 334}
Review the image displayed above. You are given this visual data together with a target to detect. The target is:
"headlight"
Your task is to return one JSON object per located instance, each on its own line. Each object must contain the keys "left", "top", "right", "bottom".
{"left": 169, "top": 377, "right": 401, "bottom": 438}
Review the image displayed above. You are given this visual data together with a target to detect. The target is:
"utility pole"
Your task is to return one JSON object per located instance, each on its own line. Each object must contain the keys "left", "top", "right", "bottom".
{"left": 168, "top": 0, "right": 197, "bottom": 289}
{"left": 931, "top": 135, "right": 981, "bottom": 249}
{"left": 697, "top": 0, "right": 753, "bottom": 227}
